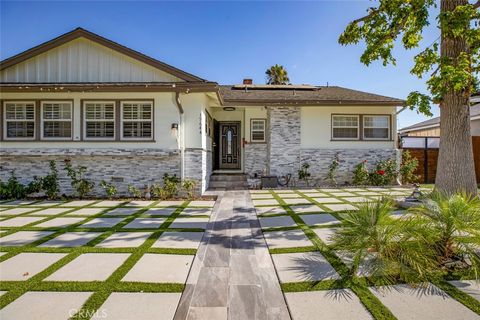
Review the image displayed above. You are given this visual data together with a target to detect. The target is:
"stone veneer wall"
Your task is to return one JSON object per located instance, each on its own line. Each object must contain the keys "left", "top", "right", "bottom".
{"left": 0, "top": 149, "right": 180, "bottom": 196}
{"left": 244, "top": 143, "right": 268, "bottom": 177}
{"left": 300, "top": 148, "right": 401, "bottom": 185}
{"left": 266, "top": 107, "right": 401, "bottom": 186}
{"left": 183, "top": 148, "right": 212, "bottom": 193}
{"left": 202, "top": 150, "right": 213, "bottom": 193}
{"left": 267, "top": 107, "right": 301, "bottom": 177}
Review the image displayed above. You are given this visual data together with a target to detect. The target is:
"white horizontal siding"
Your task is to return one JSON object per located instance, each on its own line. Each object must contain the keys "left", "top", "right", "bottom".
{"left": 1, "top": 38, "right": 182, "bottom": 83}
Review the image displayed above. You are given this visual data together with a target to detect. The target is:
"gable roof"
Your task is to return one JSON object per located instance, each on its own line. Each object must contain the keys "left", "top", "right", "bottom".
{"left": 0, "top": 27, "right": 206, "bottom": 82}
{"left": 219, "top": 85, "right": 404, "bottom": 106}
{"left": 399, "top": 103, "right": 480, "bottom": 133}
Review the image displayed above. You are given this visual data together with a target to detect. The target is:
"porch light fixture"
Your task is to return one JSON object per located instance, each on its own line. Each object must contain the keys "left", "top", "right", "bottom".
{"left": 171, "top": 123, "right": 179, "bottom": 137}
{"left": 223, "top": 107, "right": 236, "bottom": 111}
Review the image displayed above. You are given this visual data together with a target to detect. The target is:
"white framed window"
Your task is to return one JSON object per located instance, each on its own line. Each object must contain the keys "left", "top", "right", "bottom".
{"left": 83, "top": 101, "right": 116, "bottom": 140}
{"left": 41, "top": 101, "right": 72, "bottom": 140}
{"left": 121, "top": 101, "right": 153, "bottom": 140}
{"left": 3, "top": 101, "right": 36, "bottom": 140}
{"left": 332, "top": 115, "right": 359, "bottom": 140}
{"left": 363, "top": 115, "right": 390, "bottom": 140}
{"left": 251, "top": 119, "right": 266, "bottom": 142}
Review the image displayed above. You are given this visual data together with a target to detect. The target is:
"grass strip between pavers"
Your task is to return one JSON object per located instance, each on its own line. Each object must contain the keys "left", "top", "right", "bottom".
{"left": 265, "top": 189, "right": 480, "bottom": 318}
{"left": 434, "top": 280, "right": 480, "bottom": 314}
{"left": 69, "top": 200, "right": 191, "bottom": 320}
{"left": 268, "top": 190, "right": 398, "bottom": 320}
{"left": 0, "top": 199, "right": 200, "bottom": 320}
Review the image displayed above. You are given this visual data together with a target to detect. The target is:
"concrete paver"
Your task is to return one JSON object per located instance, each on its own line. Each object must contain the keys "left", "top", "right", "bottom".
{"left": 272, "top": 252, "right": 340, "bottom": 283}
{"left": 0, "top": 231, "right": 53, "bottom": 246}
{"left": 263, "top": 229, "right": 312, "bottom": 249}
{"left": 122, "top": 254, "right": 193, "bottom": 283}
{"left": 92, "top": 292, "right": 182, "bottom": 320}
{"left": 285, "top": 290, "right": 373, "bottom": 320}
{"left": 96, "top": 232, "right": 151, "bottom": 248}
{"left": 40, "top": 232, "right": 101, "bottom": 247}
{"left": 370, "top": 284, "right": 479, "bottom": 320}
{"left": 45, "top": 253, "right": 130, "bottom": 281}
{"left": 259, "top": 216, "right": 297, "bottom": 229}
{"left": 0, "top": 291, "right": 92, "bottom": 320}
{"left": 0, "top": 253, "right": 67, "bottom": 280}
{"left": 153, "top": 232, "right": 204, "bottom": 249}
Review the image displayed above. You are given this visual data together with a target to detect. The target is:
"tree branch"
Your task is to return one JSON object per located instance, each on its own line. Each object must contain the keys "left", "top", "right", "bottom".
{"left": 472, "top": 0, "right": 480, "bottom": 9}
{"left": 351, "top": 7, "right": 379, "bottom": 24}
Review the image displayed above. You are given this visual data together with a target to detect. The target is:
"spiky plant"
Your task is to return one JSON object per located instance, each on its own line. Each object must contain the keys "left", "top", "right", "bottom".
{"left": 408, "top": 192, "right": 480, "bottom": 278}
{"left": 265, "top": 64, "right": 290, "bottom": 85}
{"left": 331, "top": 199, "right": 435, "bottom": 285}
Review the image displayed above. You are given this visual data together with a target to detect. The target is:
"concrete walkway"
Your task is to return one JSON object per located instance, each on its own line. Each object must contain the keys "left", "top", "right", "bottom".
{"left": 174, "top": 190, "right": 290, "bottom": 320}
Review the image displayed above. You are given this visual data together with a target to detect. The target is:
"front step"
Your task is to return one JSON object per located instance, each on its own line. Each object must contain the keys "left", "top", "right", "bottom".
{"left": 208, "top": 174, "right": 248, "bottom": 190}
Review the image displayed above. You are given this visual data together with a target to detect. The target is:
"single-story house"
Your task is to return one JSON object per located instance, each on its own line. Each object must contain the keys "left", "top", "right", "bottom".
{"left": 0, "top": 28, "right": 405, "bottom": 195}
{"left": 399, "top": 93, "right": 480, "bottom": 137}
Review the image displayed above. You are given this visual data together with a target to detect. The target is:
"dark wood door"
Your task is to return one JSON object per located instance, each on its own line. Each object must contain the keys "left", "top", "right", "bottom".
{"left": 219, "top": 122, "right": 241, "bottom": 169}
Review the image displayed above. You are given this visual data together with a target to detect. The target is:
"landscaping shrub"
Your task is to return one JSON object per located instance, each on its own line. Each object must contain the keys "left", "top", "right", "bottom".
{"left": 331, "top": 193, "right": 480, "bottom": 286}
{"left": 162, "top": 173, "right": 180, "bottom": 199}
{"left": 182, "top": 179, "right": 197, "bottom": 200}
{"left": 128, "top": 185, "right": 142, "bottom": 198}
{"left": 352, "top": 160, "right": 369, "bottom": 185}
{"left": 42, "top": 160, "right": 60, "bottom": 199}
{"left": 369, "top": 159, "right": 397, "bottom": 186}
{"left": 99, "top": 180, "right": 117, "bottom": 199}
{"left": 400, "top": 150, "right": 420, "bottom": 184}
{"left": 150, "top": 183, "right": 164, "bottom": 199}
{"left": 353, "top": 159, "right": 398, "bottom": 186}
{"left": 64, "top": 159, "right": 94, "bottom": 198}
{"left": 325, "top": 154, "right": 339, "bottom": 186}
{"left": 0, "top": 171, "right": 45, "bottom": 199}
{"left": 298, "top": 163, "right": 311, "bottom": 186}
{"left": 409, "top": 192, "right": 480, "bottom": 275}
{"left": 331, "top": 198, "right": 435, "bottom": 284}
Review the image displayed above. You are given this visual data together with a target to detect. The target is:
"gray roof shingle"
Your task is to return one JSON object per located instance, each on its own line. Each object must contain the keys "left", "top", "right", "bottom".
{"left": 219, "top": 85, "right": 405, "bottom": 106}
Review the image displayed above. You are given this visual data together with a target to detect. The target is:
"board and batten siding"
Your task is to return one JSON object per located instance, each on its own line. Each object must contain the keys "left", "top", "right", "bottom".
{"left": 300, "top": 106, "right": 397, "bottom": 149}
{"left": 1, "top": 38, "right": 182, "bottom": 83}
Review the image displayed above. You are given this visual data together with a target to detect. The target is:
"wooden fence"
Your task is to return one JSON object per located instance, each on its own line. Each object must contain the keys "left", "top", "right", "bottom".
{"left": 402, "top": 136, "right": 480, "bottom": 184}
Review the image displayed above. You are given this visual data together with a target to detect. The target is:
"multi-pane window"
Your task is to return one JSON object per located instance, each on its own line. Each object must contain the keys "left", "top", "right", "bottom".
{"left": 121, "top": 101, "right": 153, "bottom": 140}
{"left": 3, "top": 102, "right": 35, "bottom": 139}
{"left": 41, "top": 102, "right": 72, "bottom": 139}
{"left": 83, "top": 102, "right": 115, "bottom": 140}
{"left": 251, "top": 119, "right": 266, "bottom": 142}
{"left": 332, "top": 115, "right": 359, "bottom": 139}
{"left": 363, "top": 115, "right": 390, "bottom": 140}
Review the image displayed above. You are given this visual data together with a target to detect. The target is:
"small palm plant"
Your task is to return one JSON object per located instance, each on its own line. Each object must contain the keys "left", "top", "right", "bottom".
{"left": 408, "top": 192, "right": 480, "bottom": 278}
{"left": 265, "top": 64, "right": 290, "bottom": 85}
{"left": 331, "top": 199, "right": 435, "bottom": 285}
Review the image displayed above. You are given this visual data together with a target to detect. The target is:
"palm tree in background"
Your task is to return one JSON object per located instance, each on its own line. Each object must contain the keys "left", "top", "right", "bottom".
{"left": 265, "top": 64, "right": 290, "bottom": 85}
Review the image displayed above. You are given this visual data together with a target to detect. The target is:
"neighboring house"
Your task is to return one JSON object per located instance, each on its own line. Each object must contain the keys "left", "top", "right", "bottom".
{"left": 399, "top": 93, "right": 480, "bottom": 137}
{"left": 399, "top": 93, "right": 480, "bottom": 184}
{"left": 0, "top": 28, "right": 405, "bottom": 195}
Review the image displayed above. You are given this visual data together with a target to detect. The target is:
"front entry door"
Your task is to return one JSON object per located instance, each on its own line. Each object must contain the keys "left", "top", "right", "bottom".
{"left": 219, "top": 122, "right": 241, "bottom": 169}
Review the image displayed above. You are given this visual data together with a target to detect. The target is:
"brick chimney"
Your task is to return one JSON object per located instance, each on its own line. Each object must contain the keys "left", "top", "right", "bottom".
{"left": 243, "top": 79, "right": 253, "bottom": 85}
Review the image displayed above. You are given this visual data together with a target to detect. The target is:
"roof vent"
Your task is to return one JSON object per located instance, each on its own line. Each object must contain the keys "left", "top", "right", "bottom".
{"left": 243, "top": 79, "right": 253, "bottom": 85}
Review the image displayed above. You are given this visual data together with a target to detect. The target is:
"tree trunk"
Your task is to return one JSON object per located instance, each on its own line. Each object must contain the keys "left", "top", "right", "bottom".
{"left": 435, "top": 0, "right": 477, "bottom": 195}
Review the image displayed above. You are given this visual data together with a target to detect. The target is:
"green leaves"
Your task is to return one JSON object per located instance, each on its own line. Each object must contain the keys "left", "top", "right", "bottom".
{"left": 340, "top": 0, "right": 479, "bottom": 115}
{"left": 406, "top": 91, "right": 433, "bottom": 116}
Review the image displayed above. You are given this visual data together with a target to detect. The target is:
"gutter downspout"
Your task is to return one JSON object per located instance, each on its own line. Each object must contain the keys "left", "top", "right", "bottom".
{"left": 174, "top": 92, "right": 185, "bottom": 182}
